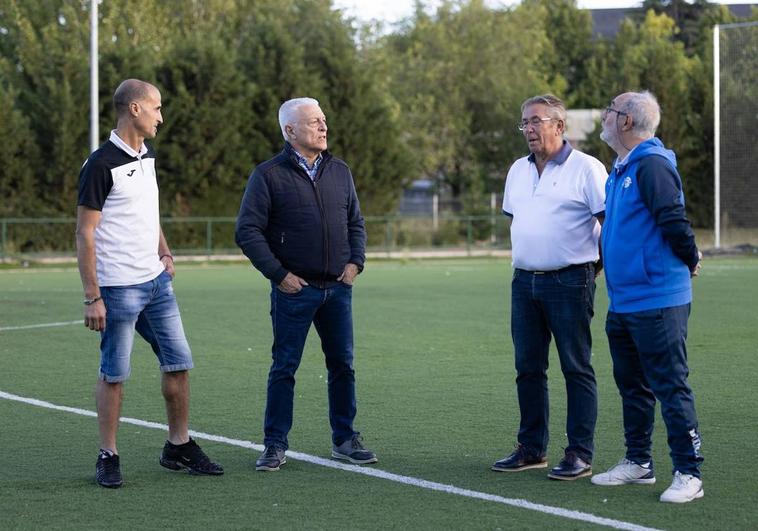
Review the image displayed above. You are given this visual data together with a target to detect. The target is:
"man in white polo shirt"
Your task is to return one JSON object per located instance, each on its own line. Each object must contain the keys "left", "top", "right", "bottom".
{"left": 76, "top": 79, "right": 222, "bottom": 488}
{"left": 491, "top": 94, "right": 607, "bottom": 481}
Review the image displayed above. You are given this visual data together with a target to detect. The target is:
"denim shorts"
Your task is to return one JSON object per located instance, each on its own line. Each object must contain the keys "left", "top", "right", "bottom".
{"left": 98, "top": 270, "right": 193, "bottom": 382}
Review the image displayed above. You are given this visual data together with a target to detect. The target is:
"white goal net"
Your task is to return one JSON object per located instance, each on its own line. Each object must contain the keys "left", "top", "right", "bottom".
{"left": 714, "top": 22, "right": 758, "bottom": 248}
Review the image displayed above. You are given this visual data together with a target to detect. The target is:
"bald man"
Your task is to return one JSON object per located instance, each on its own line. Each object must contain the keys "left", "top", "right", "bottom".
{"left": 76, "top": 79, "right": 222, "bottom": 488}
{"left": 593, "top": 90, "right": 703, "bottom": 503}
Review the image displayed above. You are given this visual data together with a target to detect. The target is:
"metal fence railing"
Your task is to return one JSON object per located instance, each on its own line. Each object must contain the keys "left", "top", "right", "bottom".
{"left": 0, "top": 215, "right": 512, "bottom": 260}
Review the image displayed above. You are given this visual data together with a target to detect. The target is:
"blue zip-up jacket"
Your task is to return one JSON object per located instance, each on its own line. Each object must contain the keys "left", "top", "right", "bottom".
{"left": 601, "top": 137, "right": 699, "bottom": 313}
{"left": 235, "top": 143, "right": 366, "bottom": 286}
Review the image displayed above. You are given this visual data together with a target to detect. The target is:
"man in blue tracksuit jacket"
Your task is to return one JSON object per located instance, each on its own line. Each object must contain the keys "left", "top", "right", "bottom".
{"left": 591, "top": 91, "right": 704, "bottom": 503}
{"left": 235, "top": 97, "right": 377, "bottom": 472}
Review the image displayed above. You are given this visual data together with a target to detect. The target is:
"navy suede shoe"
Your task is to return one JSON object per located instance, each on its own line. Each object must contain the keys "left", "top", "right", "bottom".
{"left": 548, "top": 451, "right": 592, "bottom": 480}
{"left": 491, "top": 444, "right": 548, "bottom": 472}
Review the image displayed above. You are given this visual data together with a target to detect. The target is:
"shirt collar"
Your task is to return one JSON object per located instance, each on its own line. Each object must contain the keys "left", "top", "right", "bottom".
{"left": 614, "top": 144, "right": 640, "bottom": 171}
{"left": 527, "top": 140, "right": 573, "bottom": 165}
{"left": 109, "top": 130, "right": 148, "bottom": 158}
{"left": 292, "top": 148, "right": 322, "bottom": 170}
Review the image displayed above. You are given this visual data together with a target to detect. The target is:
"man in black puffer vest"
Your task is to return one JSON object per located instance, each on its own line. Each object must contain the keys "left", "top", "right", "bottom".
{"left": 236, "top": 97, "right": 377, "bottom": 472}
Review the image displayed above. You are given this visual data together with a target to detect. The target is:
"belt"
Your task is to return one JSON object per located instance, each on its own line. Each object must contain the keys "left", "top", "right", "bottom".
{"left": 516, "top": 262, "right": 594, "bottom": 275}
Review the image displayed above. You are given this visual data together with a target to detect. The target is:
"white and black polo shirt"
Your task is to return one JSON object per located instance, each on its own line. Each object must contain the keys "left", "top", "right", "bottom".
{"left": 77, "top": 130, "right": 165, "bottom": 287}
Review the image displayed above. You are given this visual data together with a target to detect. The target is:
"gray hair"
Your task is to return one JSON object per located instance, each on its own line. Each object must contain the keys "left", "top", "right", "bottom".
{"left": 278, "top": 97, "right": 320, "bottom": 141}
{"left": 520, "top": 94, "right": 567, "bottom": 122}
{"left": 617, "top": 91, "right": 660, "bottom": 137}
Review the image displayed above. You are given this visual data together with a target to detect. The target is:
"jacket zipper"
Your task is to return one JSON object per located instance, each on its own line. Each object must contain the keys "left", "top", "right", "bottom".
{"left": 311, "top": 179, "right": 329, "bottom": 280}
{"left": 605, "top": 168, "right": 621, "bottom": 311}
{"left": 291, "top": 155, "right": 331, "bottom": 282}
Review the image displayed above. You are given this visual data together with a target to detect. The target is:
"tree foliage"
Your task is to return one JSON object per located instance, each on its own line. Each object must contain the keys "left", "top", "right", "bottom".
{"left": 521, "top": 0, "right": 595, "bottom": 107}
{"left": 0, "top": 0, "right": 410, "bottom": 217}
{"left": 0, "top": 82, "right": 39, "bottom": 216}
{"left": 1, "top": 0, "right": 753, "bottom": 225}
{"left": 366, "top": 0, "right": 554, "bottom": 199}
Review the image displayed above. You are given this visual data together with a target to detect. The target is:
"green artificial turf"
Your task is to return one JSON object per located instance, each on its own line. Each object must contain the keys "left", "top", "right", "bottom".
{"left": 1, "top": 257, "right": 756, "bottom": 530}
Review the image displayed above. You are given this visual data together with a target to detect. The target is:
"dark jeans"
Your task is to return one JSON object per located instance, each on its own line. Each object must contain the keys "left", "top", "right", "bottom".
{"left": 511, "top": 264, "right": 597, "bottom": 461}
{"left": 264, "top": 283, "right": 357, "bottom": 450}
{"left": 606, "top": 304, "right": 703, "bottom": 477}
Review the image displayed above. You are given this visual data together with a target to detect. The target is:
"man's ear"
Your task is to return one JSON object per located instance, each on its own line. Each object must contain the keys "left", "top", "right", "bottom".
{"left": 129, "top": 101, "right": 140, "bottom": 117}
{"left": 285, "top": 124, "right": 296, "bottom": 140}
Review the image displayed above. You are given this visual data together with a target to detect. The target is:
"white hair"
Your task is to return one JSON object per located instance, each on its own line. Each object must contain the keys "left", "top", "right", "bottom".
{"left": 619, "top": 90, "right": 660, "bottom": 138}
{"left": 278, "top": 97, "right": 320, "bottom": 141}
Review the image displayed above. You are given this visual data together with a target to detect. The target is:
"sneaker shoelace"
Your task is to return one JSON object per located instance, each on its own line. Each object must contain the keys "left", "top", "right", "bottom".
{"left": 99, "top": 453, "right": 119, "bottom": 474}
{"left": 263, "top": 446, "right": 282, "bottom": 459}
{"left": 672, "top": 471, "right": 691, "bottom": 488}
{"left": 513, "top": 444, "right": 536, "bottom": 461}
{"left": 351, "top": 436, "right": 366, "bottom": 450}
{"left": 181, "top": 440, "right": 212, "bottom": 465}
{"left": 614, "top": 458, "right": 649, "bottom": 470}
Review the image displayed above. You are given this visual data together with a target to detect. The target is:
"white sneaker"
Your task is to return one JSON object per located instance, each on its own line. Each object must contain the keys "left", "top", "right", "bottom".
{"left": 591, "top": 458, "right": 656, "bottom": 486}
{"left": 659, "top": 471, "right": 704, "bottom": 503}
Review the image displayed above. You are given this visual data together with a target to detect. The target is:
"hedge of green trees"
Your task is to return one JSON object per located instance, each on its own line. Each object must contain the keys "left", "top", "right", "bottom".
{"left": 1, "top": 0, "right": 754, "bottom": 225}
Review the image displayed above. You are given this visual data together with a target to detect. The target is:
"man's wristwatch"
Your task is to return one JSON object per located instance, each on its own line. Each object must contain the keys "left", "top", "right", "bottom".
{"left": 83, "top": 296, "right": 102, "bottom": 306}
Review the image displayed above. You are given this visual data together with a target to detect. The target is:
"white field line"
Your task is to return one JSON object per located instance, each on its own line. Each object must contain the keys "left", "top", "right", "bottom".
{"left": 0, "top": 320, "right": 83, "bottom": 332}
{"left": 0, "top": 390, "right": 661, "bottom": 531}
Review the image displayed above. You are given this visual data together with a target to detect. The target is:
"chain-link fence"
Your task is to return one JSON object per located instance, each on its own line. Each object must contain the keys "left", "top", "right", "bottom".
{"left": 0, "top": 215, "right": 512, "bottom": 261}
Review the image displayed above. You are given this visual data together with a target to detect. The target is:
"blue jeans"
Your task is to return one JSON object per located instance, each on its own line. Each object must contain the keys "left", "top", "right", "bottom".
{"left": 99, "top": 271, "right": 193, "bottom": 382}
{"left": 264, "top": 283, "right": 357, "bottom": 450}
{"left": 511, "top": 264, "right": 597, "bottom": 461}
{"left": 605, "top": 304, "right": 703, "bottom": 477}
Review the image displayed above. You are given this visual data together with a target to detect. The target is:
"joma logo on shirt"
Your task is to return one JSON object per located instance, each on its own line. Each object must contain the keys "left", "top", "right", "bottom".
{"left": 126, "top": 169, "right": 136, "bottom": 177}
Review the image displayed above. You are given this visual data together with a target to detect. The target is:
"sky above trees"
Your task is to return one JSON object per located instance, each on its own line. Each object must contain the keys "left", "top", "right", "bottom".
{"left": 334, "top": 0, "right": 750, "bottom": 24}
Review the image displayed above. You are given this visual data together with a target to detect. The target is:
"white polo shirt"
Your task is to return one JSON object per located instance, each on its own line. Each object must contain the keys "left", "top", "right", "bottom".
{"left": 77, "top": 131, "right": 165, "bottom": 287}
{"left": 502, "top": 142, "right": 607, "bottom": 271}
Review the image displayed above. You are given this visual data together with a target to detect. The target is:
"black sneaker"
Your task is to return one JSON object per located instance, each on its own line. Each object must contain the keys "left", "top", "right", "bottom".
{"left": 256, "top": 445, "right": 287, "bottom": 471}
{"left": 160, "top": 438, "right": 224, "bottom": 475}
{"left": 548, "top": 451, "right": 592, "bottom": 480}
{"left": 331, "top": 435, "right": 378, "bottom": 464}
{"left": 491, "top": 444, "right": 548, "bottom": 472}
{"left": 96, "top": 449, "right": 123, "bottom": 488}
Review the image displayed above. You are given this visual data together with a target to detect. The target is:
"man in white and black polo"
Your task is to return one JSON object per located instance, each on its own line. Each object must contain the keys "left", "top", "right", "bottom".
{"left": 76, "top": 79, "right": 222, "bottom": 488}
{"left": 492, "top": 94, "right": 607, "bottom": 480}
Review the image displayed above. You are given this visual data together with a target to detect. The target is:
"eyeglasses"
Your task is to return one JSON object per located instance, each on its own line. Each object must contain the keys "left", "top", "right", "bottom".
{"left": 601, "top": 106, "right": 627, "bottom": 120}
{"left": 517, "top": 117, "right": 555, "bottom": 131}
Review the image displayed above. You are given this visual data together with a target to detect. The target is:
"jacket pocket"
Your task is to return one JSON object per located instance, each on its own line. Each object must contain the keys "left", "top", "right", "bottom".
{"left": 607, "top": 245, "right": 651, "bottom": 287}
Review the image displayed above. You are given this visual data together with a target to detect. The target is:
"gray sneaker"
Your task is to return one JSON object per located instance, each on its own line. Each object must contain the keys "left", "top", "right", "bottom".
{"left": 591, "top": 458, "right": 656, "bottom": 486}
{"left": 331, "top": 436, "right": 378, "bottom": 464}
{"left": 255, "top": 446, "right": 286, "bottom": 471}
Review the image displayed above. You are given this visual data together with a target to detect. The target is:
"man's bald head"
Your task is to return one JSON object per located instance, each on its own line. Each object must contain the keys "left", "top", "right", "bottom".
{"left": 113, "top": 79, "right": 157, "bottom": 117}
